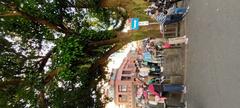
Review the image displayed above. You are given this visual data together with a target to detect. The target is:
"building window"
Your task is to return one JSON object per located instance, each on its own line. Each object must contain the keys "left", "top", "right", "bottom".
{"left": 119, "top": 104, "right": 126, "bottom": 108}
{"left": 122, "top": 70, "right": 131, "bottom": 74}
{"left": 119, "top": 95, "right": 128, "bottom": 102}
{"left": 121, "top": 76, "right": 131, "bottom": 80}
{"left": 118, "top": 85, "right": 127, "bottom": 92}
{"left": 127, "top": 64, "right": 135, "bottom": 68}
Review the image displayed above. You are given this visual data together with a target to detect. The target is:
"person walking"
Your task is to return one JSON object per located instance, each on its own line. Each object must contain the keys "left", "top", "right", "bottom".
{"left": 153, "top": 11, "right": 185, "bottom": 25}
{"left": 167, "top": 4, "right": 189, "bottom": 15}
{"left": 148, "top": 83, "right": 186, "bottom": 94}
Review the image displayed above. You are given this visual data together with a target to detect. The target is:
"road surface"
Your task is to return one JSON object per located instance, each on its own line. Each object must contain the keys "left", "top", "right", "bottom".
{"left": 186, "top": 0, "right": 240, "bottom": 108}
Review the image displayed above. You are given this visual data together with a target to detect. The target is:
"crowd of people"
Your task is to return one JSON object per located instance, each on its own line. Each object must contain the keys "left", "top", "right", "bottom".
{"left": 131, "top": 1, "right": 189, "bottom": 107}
{"left": 144, "top": 0, "right": 189, "bottom": 25}
{"left": 134, "top": 38, "right": 186, "bottom": 107}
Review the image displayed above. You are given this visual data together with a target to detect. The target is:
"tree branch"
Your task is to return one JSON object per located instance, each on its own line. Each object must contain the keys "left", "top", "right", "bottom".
{"left": 0, "top": 2, "right": 69, "bottom": 33}
{"left": 17, "top": 11, "right": 64, "bottom": 32}
{"left": 0, "top": 66, "right": 64, "bottom": 89}
{"left": 0, "top": 36, "right": 27, "bottom": 59}
{"left": 43, "top": 67, "right": 64, "bottom": 85}
{"left": 87, "top": 32, "right": 128, "bottom": 49}
{"left": 26, "top": 56, "right": 45, "bottom": 59}
{"left": 87, "top": 24, "right": 162, "bottom": 49}
{"left": 38, "top": 47, "right": 55, "bottom": 73}
{"left": 0, "top": 11, "right": 21, "bottom": 17}
{"left": 0, "top": 79, "right": 22, "bottom": 88}
{"left": 38, "top": 90, "right": 48, "bottom": 108}
{"left": 88, "top": 43, "right": 126, "bottom": 89}
{"left": 89, "top": 43, "right": 126, "bottom": 73}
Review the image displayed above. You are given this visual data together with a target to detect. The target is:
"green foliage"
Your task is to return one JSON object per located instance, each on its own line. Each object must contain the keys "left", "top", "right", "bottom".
{"left": 89, "top": 8, "right": 112, "bottom": 27}
{"left": 76, "top": 0, "right": 101, "bottom": 8}
{"left": 0, "top": 54, "right": 22, "bottom": 78}
{"left": 81, "top": 29, "right": 115, "bottom": 41}
{"left": 14, "top": 0, "right": 62, "bottom": 24}
{"left": 127, "top": 0, "right": 151, "bottom": 21}
{"left": 0, "top": 0, "right": 125, "bottom": 107}
{"left": 0, "top": 17, "right": 54, "bottom": 41}
{"left": 0, "top": 4, "right": 8, "bottom": 12}
{"left": 55, "top": 36, "right": 84, "bottom": 66}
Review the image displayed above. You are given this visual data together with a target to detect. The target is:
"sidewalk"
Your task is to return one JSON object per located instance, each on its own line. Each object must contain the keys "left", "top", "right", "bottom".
{"left": 161, "top": 0, "right": 189, "bottom": 107}
{"left": 129, "top": 1, "right": 189, "bottom": 107}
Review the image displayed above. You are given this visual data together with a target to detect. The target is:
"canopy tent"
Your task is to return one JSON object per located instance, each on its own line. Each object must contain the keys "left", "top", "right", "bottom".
{"left": 143, "top": 51, "right": 152, "bottom": 62}
{"left": 139, "top": 67, "right": 150, "bottom": 77}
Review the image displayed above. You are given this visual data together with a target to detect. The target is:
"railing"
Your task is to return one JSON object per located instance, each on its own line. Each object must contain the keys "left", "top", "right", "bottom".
{"left": 162, "top": 23, "right": 183, "bottom": 48}
{"left": 162, "top": 23, "right": 179, "bottom": 38}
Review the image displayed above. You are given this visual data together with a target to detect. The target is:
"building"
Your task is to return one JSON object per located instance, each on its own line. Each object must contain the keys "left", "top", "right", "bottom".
{"left": 109, "top": 52, "right": 141, "bottom": 108}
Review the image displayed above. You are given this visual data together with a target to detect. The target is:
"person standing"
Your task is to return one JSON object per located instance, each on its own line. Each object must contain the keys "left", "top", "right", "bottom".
{"left": 148, "top": 83, "right": 186, "bottom": 93}
{"left": 153, "top": 11, "right": 185, "bottom": 25}
{"left": 162, "top": 84, "right": 186, "bottom": 93}
{"left": 163, "top": 0, "right": 184, "bottom": 9}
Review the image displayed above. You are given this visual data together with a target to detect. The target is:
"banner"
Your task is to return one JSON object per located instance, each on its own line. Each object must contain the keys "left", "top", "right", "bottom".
{"left": 168, "top": 35, "right": 188, "bottom": 44}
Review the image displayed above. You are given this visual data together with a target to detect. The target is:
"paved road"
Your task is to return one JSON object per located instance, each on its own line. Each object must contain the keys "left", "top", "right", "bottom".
{"left": 186, "top": 0, "right": 240, "bottom": 108}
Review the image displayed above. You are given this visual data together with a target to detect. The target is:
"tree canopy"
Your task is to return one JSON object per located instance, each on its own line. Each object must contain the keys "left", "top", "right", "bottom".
{"left": 0, "top": 0, "right": 161, "bottom": 107}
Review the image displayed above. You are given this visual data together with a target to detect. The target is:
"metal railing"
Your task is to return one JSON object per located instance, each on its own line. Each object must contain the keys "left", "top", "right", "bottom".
{"left": 162, "top": 23, "right": 179, "bottom": 38}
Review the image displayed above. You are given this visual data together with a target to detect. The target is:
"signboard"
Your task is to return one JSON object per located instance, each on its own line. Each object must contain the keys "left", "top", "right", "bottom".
{"left": 139, "top": 21, "right": 149, "bottom": 26}
{"left": 131, "top": 18, "right": 139, "bottom": 30}
{"left": 168, "top": 35, "right": 188, "bottom": 44}
{"left": 126, "top": 18, "right": 149, "bottom": 31}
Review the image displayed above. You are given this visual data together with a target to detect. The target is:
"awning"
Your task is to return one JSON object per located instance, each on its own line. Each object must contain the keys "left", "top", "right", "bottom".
{"left": 143, "top": 51, "right": 152, "bottom": 62}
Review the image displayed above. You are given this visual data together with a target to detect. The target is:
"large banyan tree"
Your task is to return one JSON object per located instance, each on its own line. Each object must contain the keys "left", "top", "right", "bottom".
{"left": 0, "top": 0, "right": 161, "bottom": 107}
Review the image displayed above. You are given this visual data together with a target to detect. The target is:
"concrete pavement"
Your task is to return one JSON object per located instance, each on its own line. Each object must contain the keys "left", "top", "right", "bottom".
{"left": 186, "top": 0, "right": 240, "bottom": 108}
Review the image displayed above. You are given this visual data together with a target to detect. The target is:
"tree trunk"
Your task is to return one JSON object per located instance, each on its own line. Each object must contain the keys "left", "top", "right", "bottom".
{"left": 38, "top": 90, "right": 48, "bottom": 108}
{"left": 99, "top": 0, "right": 150, "bottom": 19}
{"left": 88, "top": 23, "right": 162, "bottom": 48}
{"left": 0, "top": 79, "right": 22, "bottom": 88}
{"left": 88, "top": 24, "right": 163, "bottom": 77}
{"left": 76, "top": 0, "right": 149, "bottom": 19}
{"left": 0, "top": 11, "right": 21, "bottom": 17}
